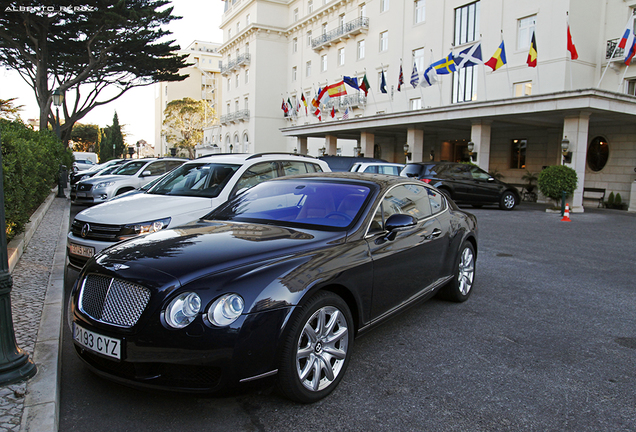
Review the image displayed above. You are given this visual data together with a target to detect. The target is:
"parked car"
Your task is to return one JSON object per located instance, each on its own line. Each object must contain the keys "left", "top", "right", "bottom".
{"left": 401, "top": 161, "right": 521, "bottom": 210}
{"left": 73, "top": 158, "right": 186, "bottom": 205}
{"left": 350, "top": 162, "right": 404, "bottom": 175}
{"left": 70, "top": 159, "right": 126, "bottom": 200}
{"left": 73, "top": 159, "right": 96, "bottom": 172}
{"left": 319, "top": 156, "right": 387, "bottom": 172}
{"left": 68, "top": 172, "right": 478, "bottom": 402}
{"left": 67, "top": 153, "right": 330, "bottom": 269}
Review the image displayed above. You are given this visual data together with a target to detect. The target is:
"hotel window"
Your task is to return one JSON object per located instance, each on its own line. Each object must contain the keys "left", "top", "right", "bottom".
{"left": 415, "top": 0, "right": 425, "bottom": 24}
{"left": 322, "top": 23, "right": 328, "bottom": 35}
{"left": 246, "top": 14, "right": 250, "bottom": 25}
{"left": 380, "top": 0, "right": 389, "bottom": 13}
{"left": 227, "top": 102, "right": 230, "bottom": 114}
{"left": 321, "top": 54, "right": 327, "bottom": 72}
{"left": 244, "top": 97, "right": 249, "bottom": 110}
{"left": 235, "top": 100, "right": 239, "bottom": 112}
{"left": 228, "top": 29, "right": 232, "bottom": 40}
{"left": 517, "top": 15, "right": 536, "bottom": 50}
{"left": 306, "top": 60, "right": 312, "bottom": 76}
{"left": 358, "top": 40, "right": 365, "bottom": 59}
{"left": 235, "top": 74, "right": 239, "bottom": 88}
{"left": 454, "top": 1, "right": 480, "bottom": 46}
{"left": 236, "top": 22, "right": 240, "bottom": 33}
{"left": 379, "top": 31, "right": 388, "bottom": 52}
{"left": 410, "top": 98, "right": 422, "bottom": 110}
{"left": 245, "top": 69, "right": 249, "bottom": 84}
{"left": 339, "top": 14, "right": 345, "bottom": 28}
{"left": 294, "top": 8, "right": 299, "bottom": 22}
{"left": 292, "top": 66, "right": 297, "bottom": 81}
{"left": 308, "top": 0, "right": 313, "bottom": 14}
{"left": 227, "top": 77, "right": 231, "bottom": 91}
{"left": 413, "top": 47, "right": 424, "bottom": 74}
{"left": 453, "top": 67, "right": 478, "bottom": 103}
{"left": 338, "top": 47, "right": 345, "bottom": 66}
{"left": 307, "top": 31, "right": 312, "bottom": 46}
{"left": 293, "top": 38, "right": 298, "bottom": 53}
{"left": 359, "top": 3, "right": 366, "bottom": 17}
{"left": 510, "top": 139, "right": 527, "bottom": 169}
{"left": 245, "top": 42, "right": 249, "bottom": 54}
{"left": 514, "top": 81, "right": 532, "bottom": 97}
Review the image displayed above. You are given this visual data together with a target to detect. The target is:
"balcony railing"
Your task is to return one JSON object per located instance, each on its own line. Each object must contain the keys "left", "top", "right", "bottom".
{"left": 220, "top": 53, "right": 251, "bottom": 75}
{"left": 323, "top": 93, "right": 367, "bottom": 110}
{"left": 607, "top": 38, "right": 625, "bottom": 60}
{"left": 312, "top": 17, "right": 369, "bottom": 51}
{"left": 219, "top": 110, "right": 250, "bottom": 124}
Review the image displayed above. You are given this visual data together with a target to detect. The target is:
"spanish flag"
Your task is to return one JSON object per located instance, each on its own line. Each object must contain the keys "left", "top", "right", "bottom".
{"left": 326, "top": 81, "right": 347, "bottom": 97}
{"left": 485, "top": 41, "right": 507, "bottom": 71}
{"left": 527, "top": 32, "right": 537, "bottom": 67}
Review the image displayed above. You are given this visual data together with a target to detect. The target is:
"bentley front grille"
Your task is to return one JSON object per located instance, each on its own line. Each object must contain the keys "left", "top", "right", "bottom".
{"left": 79, "top": 274, "right": 151, "bottom": 328}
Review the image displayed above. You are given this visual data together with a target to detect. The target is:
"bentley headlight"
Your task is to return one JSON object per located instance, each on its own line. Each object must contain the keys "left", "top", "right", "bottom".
{"left": 95, "top": 181, "right": 115, "bottom": 189}
{"left": 207, "top": 293, "right": 244, "bottom": 327}
{"left": 165, "top": 292, "right": 201, "bottom": 329}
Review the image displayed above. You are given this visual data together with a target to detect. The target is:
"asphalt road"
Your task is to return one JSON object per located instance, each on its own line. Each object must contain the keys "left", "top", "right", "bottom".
{"left": 60, "top": 202, "right": 636, "bottom": 432}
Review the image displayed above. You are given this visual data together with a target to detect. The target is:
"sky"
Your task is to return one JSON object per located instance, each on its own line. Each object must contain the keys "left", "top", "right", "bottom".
{"left": 0, "top": 0, "right": 225, "bottom": 146}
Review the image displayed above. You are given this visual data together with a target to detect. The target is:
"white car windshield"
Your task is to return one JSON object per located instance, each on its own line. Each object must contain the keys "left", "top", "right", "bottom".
{"left": 148, "top": 163, "right": 239, "bottom": 198}
{"left": 111, "top": 160, "right": 147, "bottom": 176}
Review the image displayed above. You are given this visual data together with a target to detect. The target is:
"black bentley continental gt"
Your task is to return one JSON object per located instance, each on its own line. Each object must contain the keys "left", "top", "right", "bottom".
{"left": 68, "top": 172, "right": 478, "bottom": 403}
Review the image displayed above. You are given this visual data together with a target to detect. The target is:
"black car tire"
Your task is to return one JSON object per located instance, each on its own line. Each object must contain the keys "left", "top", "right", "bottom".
{"left": 499, "top": 191, "right": 517, "bottom": 210}
{"left": 472, "top": 204, "right": 483, "bottom": 209}
{"left": 277, "top": 291, "right": 354, "bottom": 403}
{"left": 437, "top": 241, "right": 475, "bottom": 302}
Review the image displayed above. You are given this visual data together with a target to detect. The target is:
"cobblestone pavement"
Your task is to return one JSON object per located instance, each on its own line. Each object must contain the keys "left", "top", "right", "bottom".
{"left": 0, "top": 197, "right": 67, "bottom": 432}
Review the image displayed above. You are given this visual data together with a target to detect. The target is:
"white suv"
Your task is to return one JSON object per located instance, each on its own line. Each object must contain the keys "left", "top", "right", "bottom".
{"left": 73, "top": 158, "right": 186, "bottom": 205}
{"left": 67, "top": 153, "right": 330, "bottom": 269}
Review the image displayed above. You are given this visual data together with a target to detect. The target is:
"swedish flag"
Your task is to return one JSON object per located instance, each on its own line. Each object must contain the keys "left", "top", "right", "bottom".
{"left": 432, "top": 53, "right": 456, "bottom": 75}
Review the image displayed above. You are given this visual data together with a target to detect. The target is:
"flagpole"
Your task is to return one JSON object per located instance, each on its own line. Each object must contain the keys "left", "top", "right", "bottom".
{"left": 598, "top": 15, "right": 633, "bottom": 88}
{"left": 618, "top": 64, "right": 630, "bottom": 92}
{"left": 482, "top": 63, "right": 488, "bottom": 101}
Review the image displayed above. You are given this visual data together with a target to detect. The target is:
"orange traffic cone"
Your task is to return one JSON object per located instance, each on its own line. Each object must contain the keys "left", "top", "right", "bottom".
{"left": 561, "top": 203, "right": 572, "bottom": 222}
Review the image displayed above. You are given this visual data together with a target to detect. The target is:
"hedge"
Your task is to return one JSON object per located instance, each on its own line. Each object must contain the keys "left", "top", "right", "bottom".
{"left": 1, "top": 119, "right": 73, "bottom": 241}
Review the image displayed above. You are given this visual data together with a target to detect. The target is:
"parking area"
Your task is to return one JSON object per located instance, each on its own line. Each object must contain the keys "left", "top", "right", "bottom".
{"left": 60, "top": 202, "right": 636, "bottom": 431}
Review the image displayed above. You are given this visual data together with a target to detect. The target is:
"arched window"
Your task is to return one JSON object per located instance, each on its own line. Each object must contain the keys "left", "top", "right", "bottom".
{"left": 225, "top": 134, "right": 231, "bottom": 152}
{"left": 243, "top": 132, "right": 249, "bottom": 153}
{"left": 587, "top": 136, "right": 609, "bottom": 172}
{"left": 234, "top": 134, "right": 240, "bottom": 153}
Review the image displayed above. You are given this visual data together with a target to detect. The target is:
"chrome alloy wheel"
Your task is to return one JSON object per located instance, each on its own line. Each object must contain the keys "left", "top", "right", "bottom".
{"left": 503, "top": 193, "right": 516, "bottom": 209}
{"left": 296, "top": 305, "right": 349, "bottom": 392}
{"left": 458, "top": 246, "right": 475, "bottom": 295}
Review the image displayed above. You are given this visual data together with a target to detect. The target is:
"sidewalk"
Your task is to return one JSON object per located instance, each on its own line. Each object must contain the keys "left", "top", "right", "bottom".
{"left": 0, "top": 191, "right": 70, "bottom": 432}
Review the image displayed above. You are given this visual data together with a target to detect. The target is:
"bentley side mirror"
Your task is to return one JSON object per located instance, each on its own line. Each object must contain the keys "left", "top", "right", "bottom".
{"left": 383, "top": 214, "right": 418, "bottom": 241}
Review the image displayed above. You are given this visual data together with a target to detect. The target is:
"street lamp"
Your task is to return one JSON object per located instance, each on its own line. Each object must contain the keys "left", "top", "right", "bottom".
{"left": 403, "top": 143, "right": 411, "bottom": 161}
{"left": 467, "top": 141, "right": 477, "bottom": 162}
{"left": 0, "top": 131, "right": 37, "bottom": 385}
{"left": 52, "top": 88, "right": 64, "bottom": 139}
{"left": 561, "top": 136, "right": 572, "bottom": 164}
{"left": 354, "top": 145, "right": 361, "bottom": 157}
{"left": 229, "top": 144, "right": 233, "bottom": 154}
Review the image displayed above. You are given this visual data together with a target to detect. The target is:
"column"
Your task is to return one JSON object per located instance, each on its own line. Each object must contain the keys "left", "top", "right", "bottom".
{"left": 407, "top": 128, "right": 424, "bottom": 163}
{"left": 297, "top": 137, "right": 307, "bottom": 155}
{"left": 325, "top": 135, "right": 337, "bottom": 155}
{"left": 470, "top": 120, "right": 492, "bottom": 171}
{"left": 562, "top": 112, "right": 590, "bottom": 213}
{"left": 360, "top": 132, "right": 374, "bottom": 158}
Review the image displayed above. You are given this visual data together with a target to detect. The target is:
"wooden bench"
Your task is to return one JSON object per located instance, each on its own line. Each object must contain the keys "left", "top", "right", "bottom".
{"left": 583, "top": 187, "right": 606, "bottom": 207}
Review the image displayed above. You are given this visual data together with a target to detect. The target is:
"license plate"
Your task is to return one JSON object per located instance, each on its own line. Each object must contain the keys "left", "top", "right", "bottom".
{"left": 73, "top": 322, "right": 121, "bottom": 360}
{"left": 77, "top": 192, "right": 87, "bottom": 197}
{"left": 70, "top": 243, "right": 94, "bottom": 258}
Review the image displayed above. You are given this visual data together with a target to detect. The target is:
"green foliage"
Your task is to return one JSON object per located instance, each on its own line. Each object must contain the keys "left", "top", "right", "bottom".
{"left": 0, "top": 119, "right": 72, "bottom": 241}
{"left": 605, "top": 192, "right": 627, "bottom": 210}
{"left": 71, "top": 123, "right": 100, "bottom": 152}
{"left": 488, "top": 167, "right": 504, "bottom": 180}
{"left": 615, "top": 193, "right": 622, "bottom": 205}
{"left": 97, "top": 113, "right": 125, "bottom": 161}
{"left": 0, "top": 98, "right": 22, "bottom": 120}
{"left": 607, "top": 192, "right": 615, "bottom": 206}
{"left": 162, "top": 98, "right": 215, "bottom": 159}
{"left": 537, "top": 165, "right": 578, "bottom": 204}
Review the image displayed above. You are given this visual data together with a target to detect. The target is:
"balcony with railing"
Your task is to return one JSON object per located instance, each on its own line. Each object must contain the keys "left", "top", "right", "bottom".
{"left": 220, "top": 53, "right": 252, "bottom": 75}
{"left": 312, "top": 17, "right": 369, "bottom": 51}
{"left": 607, "top": 38, "right": 626, "bottom": 60}
{"left": 220, "top": 110, "right": 250, "bottom": 124}
{"left": 323, "top": 93, "right": 367, "bottom": 110}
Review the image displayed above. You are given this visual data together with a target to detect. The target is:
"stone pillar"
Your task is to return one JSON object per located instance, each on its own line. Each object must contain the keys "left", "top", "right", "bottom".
{"left": 297, "top": 137, "right": 307, "bottom": 155}
{"left": 407, "top": 128, "right": 424, "bottom": 163}
{"left": 562, "top": 112, "right": 590, "bottom": 213}
{"left": 360, "top": 132, "right": 374, "bottom": 158}
{"left": 629, "top": 181, "right": 636, "bottom": 212}
{"left": 470, "top": 120, "right": 492, "bottom": 171}
{"left": 325, "top": 135, "right": 337, "bottom": 156}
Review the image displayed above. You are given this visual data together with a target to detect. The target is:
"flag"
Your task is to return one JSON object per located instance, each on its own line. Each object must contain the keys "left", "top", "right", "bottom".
{"left": 301, "top": 93, "right": 308, "bottom": 114}
{"left": 317, "top": 86, "right": 330, "bottom": 105}
{"left": 380, "top": 69, "right": 387, "bottom": 93}
{"left": 432, "top": 53, "right": 456, "bottom": 74}
{"left": 567, "top": 25, "right": 578, "bottom": 60}
{"left": 326, "top": 81, "right": 347, "bottom": 97}
{"left": 421, "top": 65, "right": 437, "bottom": 87}
{"left": 343, "top": 76, "right": 359, "bottom": 90}
{"left": 455, "top": 43, "right": 483, "bottom": 68}
{"left": 281, "top": 98, "right": 288, "bottom": 116}
{"left": 618, "top": 15, "right": 635, "bottom": 50}
{"left": 311, "top": 87, "right": 321, "bottom": 108}
{"left": 314, "top": 106, "right": 321, "bottom": 121}
{"left": 485, "top": 41, "right": 507, "bottom": 71}
{"left": 330, "top": 107, "right": 336, "bottom": 118}
{"left": 527, "top": 32, "right": 537, "bottom": 67}
{"left": 296, "top": 97, "right": 301, "bottom": 114}
{"left": 397, "top": 64, "right": 404, "bottom": 91}
{"left": 342, "top": 107, "right": 350, "bottom": 120}
{"left": 410, "top": 62, "right": 419, "bottom": 88}
{"left": 287, "top": 98, "right": 293, "bottom": 113}
{"left": 359, "top": 74, "right": 370, "bottom": 96}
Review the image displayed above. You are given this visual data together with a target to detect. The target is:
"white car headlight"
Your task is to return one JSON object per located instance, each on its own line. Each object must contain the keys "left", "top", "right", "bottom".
{"left": 123, "top": 217, "right": 171, "bottom": 236}
{"left": 95, "top": 181, "right": 115, "bottom": 189}
{"left": 207, "top": 293, "right": 244, "bottom": 327}
{"left": 165, "top": 292, "right": 201, "bottom": 329}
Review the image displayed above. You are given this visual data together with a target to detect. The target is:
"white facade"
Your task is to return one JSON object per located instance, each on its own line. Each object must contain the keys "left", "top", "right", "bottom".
{"left": 154, "top": 40, "right": 223, "bottom": 156}
{"left": 219, "top": 0, "right": 636, "bottom": 211}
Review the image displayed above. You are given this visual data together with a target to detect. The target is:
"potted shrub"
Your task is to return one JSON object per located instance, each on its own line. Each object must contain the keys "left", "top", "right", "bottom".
{"left": 537, "top": 165, "right": 578, "bottom": 208}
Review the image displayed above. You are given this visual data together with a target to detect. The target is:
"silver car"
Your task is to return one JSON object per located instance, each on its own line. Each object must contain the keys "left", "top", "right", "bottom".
{"left": 73, "top": 158, "right": 185, "bottom": 204}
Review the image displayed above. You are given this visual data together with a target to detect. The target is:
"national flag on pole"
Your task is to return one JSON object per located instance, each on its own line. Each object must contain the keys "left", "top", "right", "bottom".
{"left": 301, "top": 93, "right": 308, "bottom": 114}
{"left": 380, "top": 70, "right": 387, "bottom": 93}
{"left": 359, "top": 74, "right": 370, "bottom": 96}
{"left": 330, "top": 107, "right": 336, "bottom": 118}
{"left": 317, "top": 86, "right": 330, "bottom": 105}
{"left": 311, "top": 88, "right": 321, "bottom": 108}
{"left": 410, "top": 62, "right": 419, "bottom": 88}
{"left": 527, "top": 32, "right": 537, "bottom": 67}
{"left": 397, "top": 64, "right": 404, "bottom": 91}
{"left": 343, "top": 76, "right": 359, "bottom": 90}
{"left": 342, "top": 107, "right": 350, "bottom": 120}
{"left": 326, "top": 81, "right": 347, "bottom": 97}
{"left": 454, "top": 43, "right": 483, "bottom": 69}
{"left": 567, "top": 25, "right": 578, "bottom": 60}
{"left": 421, "top": 65, "right": 437, "bottom": 87}
{"left": 281, "top": 98, "right": 288, "bottom": 116}
{"left": 432, "top": 53, "right": 456, "bottom": 74}
{"left": 485, "top": 41, "right": 507, "bottom": 71}
{"left": 314, "top": 106, "right": 321, "bottom": 121}
{"left": 620, "top": 15, "right": 636, "bottom": 65}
